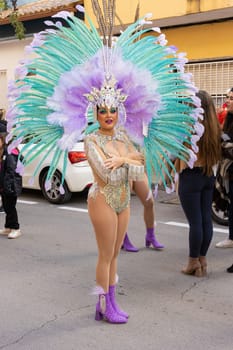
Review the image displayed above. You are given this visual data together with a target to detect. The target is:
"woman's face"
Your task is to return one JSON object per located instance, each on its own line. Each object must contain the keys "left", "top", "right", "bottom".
{"left": 225, "top": 91, "right": 233, "bottom": 113}
{"left": 97, "top": 106, "right": 118, "bottom": 132}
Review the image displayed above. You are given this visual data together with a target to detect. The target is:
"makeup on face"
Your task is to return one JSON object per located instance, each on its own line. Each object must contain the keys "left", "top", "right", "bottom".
{"left": 98, "top": 107, "right": 117, "bottom": 115}
{"left": 97, "top": 106, "right": 118, "bottom": 131}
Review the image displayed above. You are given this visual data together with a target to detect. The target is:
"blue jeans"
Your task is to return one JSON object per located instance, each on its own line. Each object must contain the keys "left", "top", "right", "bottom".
{"left": 178, "top": 167, "right": 215, "bottom": 258}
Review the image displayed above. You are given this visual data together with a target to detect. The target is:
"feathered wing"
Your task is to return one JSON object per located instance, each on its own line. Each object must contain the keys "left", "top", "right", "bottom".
{"left": 84, "top": 12, "right": 203, "bottom": 186}
{"left": 113, "top": 17, "right": 203, "bottom": 189}
{"left": 7, "top": 9, "right": 103, "bottom": 188}
{"left": 7, "top": 7, "right": 202, "bottom": 191}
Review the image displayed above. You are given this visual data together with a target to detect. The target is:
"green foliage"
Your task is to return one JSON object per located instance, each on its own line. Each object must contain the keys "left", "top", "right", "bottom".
{"left": 0, "top": 0, "right": 26, "bottom": 39}
{"left": 0, "top": 0, "right": 8, "bottom": 11}
{"left": 9, "top": 10, "right": 25, "bottom": 39}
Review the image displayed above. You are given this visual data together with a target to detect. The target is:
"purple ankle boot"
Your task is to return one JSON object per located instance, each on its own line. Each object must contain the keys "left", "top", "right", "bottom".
{"left": 121, "top": 233, "right": 139, "bottom": 252}
{"left": 145, "top": 228, "right": 164, "bottom": 249}
{"left": 109, "top": 285, "right": 129, "bottom": 318}
{"left": 95, "top": 293, "right": 127, "bottom": 324}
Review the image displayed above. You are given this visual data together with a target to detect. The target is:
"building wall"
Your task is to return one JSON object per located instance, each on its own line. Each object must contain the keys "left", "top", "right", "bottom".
{"left": 0, "top": 37, "right": 32, "bottom": 109}
{"left": 85, "top": 0, "right": 233, "bottom": 61}
{"left": 85, "top": 0, "right": 233, "bottom": 24}
{"left": 85, "top": 0, "right": 189, "bottom": 25}
{"left": 164, "top": 20, "right": 233, "bottom": 61}
{"left": 0, "top": 38, "right": 32, "bottom": 79}
{"left": 201, "top": 0, "right": 233, "bottom": 11}
{"left": 113, "top": 0, "right": 188, "bottom": 22}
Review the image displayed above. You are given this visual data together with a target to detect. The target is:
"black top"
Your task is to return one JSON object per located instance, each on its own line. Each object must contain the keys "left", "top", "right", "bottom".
{"left": 222, "top": 112, "right": 233, "bottom": 175}
{"left": 0, "top": 147, "right": 22, "bottom": 196}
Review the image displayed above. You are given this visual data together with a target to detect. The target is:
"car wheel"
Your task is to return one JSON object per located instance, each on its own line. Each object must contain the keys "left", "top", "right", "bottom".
{"left": 211, "top": 202, "right": 229, "bottom": 226}
{"left": 212, "top": 187, "right": 229, "bottom": 226}
{"left": 41, "top": 170, "right": 72, "bottom": 204}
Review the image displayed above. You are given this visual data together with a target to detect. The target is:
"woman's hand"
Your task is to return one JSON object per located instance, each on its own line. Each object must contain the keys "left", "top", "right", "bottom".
{"left": 128, "top": 151, "right": 144, "bottom": 164}
{"left": 104, "top": 155, "right": 125, "bottom": 170}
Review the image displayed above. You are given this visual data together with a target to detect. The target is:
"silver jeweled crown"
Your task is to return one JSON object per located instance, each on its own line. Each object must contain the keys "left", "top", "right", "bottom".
{"left": 84, "top": 76, "right": 127, "bottom": 109}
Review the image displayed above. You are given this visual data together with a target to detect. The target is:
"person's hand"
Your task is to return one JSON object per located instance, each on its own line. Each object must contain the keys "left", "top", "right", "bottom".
{"left": 127, "top": 151, "right": 144, "bottom": 164}
{"left": 104, "top": 155, "right": 125, "bottom": 170}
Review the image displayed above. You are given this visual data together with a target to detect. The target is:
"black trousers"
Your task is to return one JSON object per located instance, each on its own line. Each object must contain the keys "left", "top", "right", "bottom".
{"left": 229, "top": 179, "right": 233, "bottom": 240}
{"left": 1, "top": 194, "right": 20, "bottom": 230}
{"left": 178, "top": 167, "right": 215, "bottom": 258}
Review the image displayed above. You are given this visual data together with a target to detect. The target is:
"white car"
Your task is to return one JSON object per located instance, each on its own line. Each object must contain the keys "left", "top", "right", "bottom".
{"left": 19, "top": 142, "right": 93, "bottom": 204}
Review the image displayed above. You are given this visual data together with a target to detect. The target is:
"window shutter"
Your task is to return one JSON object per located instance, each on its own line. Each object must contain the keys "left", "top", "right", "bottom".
{"left": 186, "top": 60, "right": 233, "bottom": 107}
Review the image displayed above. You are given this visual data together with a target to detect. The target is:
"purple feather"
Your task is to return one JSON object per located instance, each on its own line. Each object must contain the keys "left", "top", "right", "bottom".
{"left": 46, "top": 48, "right": 161, "bottom": 147}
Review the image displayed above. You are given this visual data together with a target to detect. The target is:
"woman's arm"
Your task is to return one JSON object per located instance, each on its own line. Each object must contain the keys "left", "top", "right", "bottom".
{"left": 84, "top": 136, "right": 112, "bottom": 183}
{"left": 104, "top": 154, "right": 143, "bottom": 170}
{"left": 104, "top": 135, "right": 144, "bottom": 170}
{"left": 104, "top": 136, "right": 144, "bottom": 181}
{"left": 84, "top": 135, "right": 144, "bottom": 183}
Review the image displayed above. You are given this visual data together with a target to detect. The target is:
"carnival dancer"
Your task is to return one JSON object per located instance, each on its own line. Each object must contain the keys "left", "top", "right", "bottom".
{"left": 85, "top": 103, "right": 144, "bottom": 323}
{"left": 7, "top": 0, "right": 203, "bottom": 323}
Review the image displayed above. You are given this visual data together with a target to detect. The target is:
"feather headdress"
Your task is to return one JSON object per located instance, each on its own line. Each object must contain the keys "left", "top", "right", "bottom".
{"left": 7, "top": 1, "right": 203, "bottom": 191}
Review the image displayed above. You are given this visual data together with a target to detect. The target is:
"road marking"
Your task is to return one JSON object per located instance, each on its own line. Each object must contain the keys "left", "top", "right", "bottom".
{"left": 58, "top": 206, "right": 88, "bottom": 213}
{"left": 159, "top": 221, "right": 229, "bottom": 234}
{"left": 18, "top": 199, "right": 38, "bottom": 205}
{"left": 19, "top": 199, "right": 88, "bottom": 212}
{"left": 17, "top": 200, "right": 229, "bottom": 234}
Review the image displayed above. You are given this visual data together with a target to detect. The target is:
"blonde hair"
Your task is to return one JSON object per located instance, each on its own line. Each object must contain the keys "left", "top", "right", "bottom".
{"left": 196, "top": 90, "right": 221, "bottom": 176}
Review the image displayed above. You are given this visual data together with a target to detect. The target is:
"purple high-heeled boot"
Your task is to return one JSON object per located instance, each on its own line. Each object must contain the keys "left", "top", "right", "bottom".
{"left": 121, "top": 233, "right": 139, "bottom": 252}
{"left": 109, "top": 285, "right": 129, "bottom": 318}
{"left": 95, "top": 293, "right": 127, "bottom": 324}
{"left": 145, "top": 228, "right": 164, "bottom": 249}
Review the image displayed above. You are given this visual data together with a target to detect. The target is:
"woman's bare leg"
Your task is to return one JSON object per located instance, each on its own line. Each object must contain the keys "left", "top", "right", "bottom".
{"left": 121, "top": 175, "right": 154, "bottom": 252}
{"left": 133, "top": 174, "right": 155, "bottom": 228}
{"left": 133, "top": 175, "right": 164, "bottom": 249}
{"left": 109, "top": 207, "right": 130, "bottom": 285}
{"left": 88, "top": 193, "right": 118, "bottom": 292}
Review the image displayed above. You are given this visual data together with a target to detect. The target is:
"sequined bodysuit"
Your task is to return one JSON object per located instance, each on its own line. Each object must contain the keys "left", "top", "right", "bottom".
{"left": 84, "top": 129, "right": 144, "bottom": 213}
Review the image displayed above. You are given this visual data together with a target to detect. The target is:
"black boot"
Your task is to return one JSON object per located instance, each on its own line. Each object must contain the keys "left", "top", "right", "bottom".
{"left": 226, "top": 264, "right": 233, "bottom": 273}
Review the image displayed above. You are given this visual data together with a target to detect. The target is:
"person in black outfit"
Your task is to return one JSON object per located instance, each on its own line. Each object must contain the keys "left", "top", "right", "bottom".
{"left": 0, "top": 203, "right": 4, "bottom": 213}
{"left": 178, "top": 90, "right": 221, "bottom": 277}
{"left": 0, "top": 109, "right": 5, "bottom": 213}
{"left": 218, "top": 88, "right": 233, "bottom": 272}
{"left": 215, "top": 88, "right": 233, "bottom": 257}
{"left": 0, "top": 121, "right": 22, "bottom": 239}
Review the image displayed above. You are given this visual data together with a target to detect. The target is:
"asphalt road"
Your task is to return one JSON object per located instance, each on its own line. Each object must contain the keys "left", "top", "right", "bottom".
{"left": 0, "top": 189, "right": 232, "bottom": 350}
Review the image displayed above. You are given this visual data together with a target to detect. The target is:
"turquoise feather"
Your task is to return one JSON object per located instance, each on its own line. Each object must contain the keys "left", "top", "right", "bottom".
{"left": 7, "top": 11, "right": 201, "bottom": 192}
